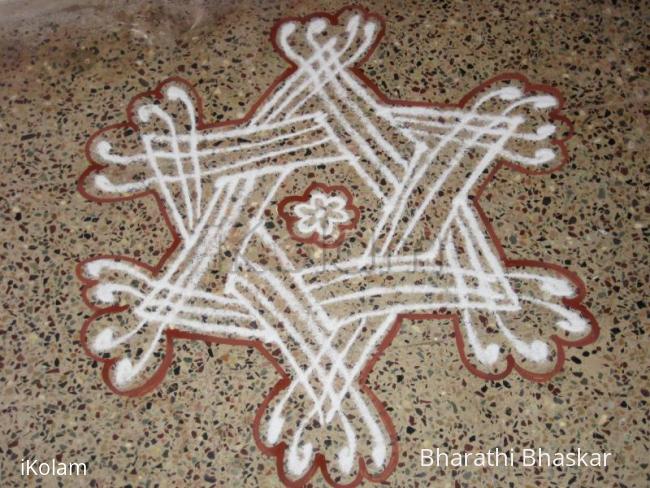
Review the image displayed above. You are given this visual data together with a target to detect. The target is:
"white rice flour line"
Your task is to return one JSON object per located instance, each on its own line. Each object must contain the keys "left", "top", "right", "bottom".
{"left": 248, "top": 228, "right": 389, "bottom": 458}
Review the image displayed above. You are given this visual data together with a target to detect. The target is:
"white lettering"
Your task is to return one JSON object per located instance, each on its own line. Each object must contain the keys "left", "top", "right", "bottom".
{"left": 20, "top": 459, "right": 87, "bottom": 476}
{"left": 26, "top": 459, "right": 38, "bottom": 475}
{"left": 421, "top": 449, "right": 433, "bottom": 467}
{"left": 522, "top": 448, "right": 536, "bottom": 466}
{"left": 451, "top": 452, "right": 464, "bottom": 467}
{"left": 565, "top": 452, "right": 576, "bottom": 467}
{"left": 436, "top": 448, "right": 448, "bottom": 467}
{"left": 603, "top": 452, "right": 612, "bottom": 466}
{"left": 473, "top": 452, "right": 486, "bottom": 467}
{"left": 577, "top": 448, "right": 589, "bottom": 466}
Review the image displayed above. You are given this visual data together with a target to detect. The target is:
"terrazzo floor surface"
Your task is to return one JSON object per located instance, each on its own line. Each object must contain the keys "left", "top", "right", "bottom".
{"left": 0, "top": 0, "right": 648, "bottom": 486}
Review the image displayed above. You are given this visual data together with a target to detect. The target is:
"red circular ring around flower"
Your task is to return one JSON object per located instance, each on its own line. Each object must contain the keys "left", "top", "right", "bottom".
{"left": 278, "top": 182, "right": 361, "bottom": 248}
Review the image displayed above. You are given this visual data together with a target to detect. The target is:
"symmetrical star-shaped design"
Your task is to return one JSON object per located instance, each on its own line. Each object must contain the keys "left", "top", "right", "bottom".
{"left": 77, "top": 6, "right": 598, "bottom": 486}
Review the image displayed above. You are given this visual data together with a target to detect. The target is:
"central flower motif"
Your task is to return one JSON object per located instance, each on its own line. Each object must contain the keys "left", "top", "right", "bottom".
{"left": 295, "top": 192, "right": 350, "bottom": 236}
{"left": 278, "top": 182, "right": 360, "bottom": 248}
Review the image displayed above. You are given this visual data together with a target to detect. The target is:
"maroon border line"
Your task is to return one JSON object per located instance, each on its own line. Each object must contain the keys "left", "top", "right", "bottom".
{"left": 76, "top": 5, "right": 599, "bottom": 487}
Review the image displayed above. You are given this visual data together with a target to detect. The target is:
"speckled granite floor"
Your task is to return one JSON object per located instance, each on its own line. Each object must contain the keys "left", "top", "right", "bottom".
{"left": 0, "top": 1, "right": 648, "bottom": 486}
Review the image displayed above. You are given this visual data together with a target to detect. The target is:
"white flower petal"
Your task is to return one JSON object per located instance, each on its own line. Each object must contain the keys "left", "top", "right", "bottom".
{"left": 309, "top": 191, "right": 329, "bottom": 208}
{"left": 326, "top": 196, "right": 347, "bottom": 211}
{"left": 328, "top": 209, "right": 350, "bottom": 224}
{"left": 321, "top": 219, "right": 336, "bottom": 237}
{"left": 294, "top": 203, "right": 316, "bottom": 219}
{"left": 296, "top": 216, "right": 321, "bottom": 235}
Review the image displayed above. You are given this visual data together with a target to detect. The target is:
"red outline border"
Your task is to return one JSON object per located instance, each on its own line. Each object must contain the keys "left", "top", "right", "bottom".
{"left": 277, "top": 181, "right": 361, "bottom": 248}
{"left": 76, "top": 5, "right": 599, "bottom": 486}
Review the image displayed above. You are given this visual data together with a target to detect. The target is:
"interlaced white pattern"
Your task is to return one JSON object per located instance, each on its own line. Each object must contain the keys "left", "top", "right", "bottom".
{"left": 81, "top": 10, "right": 592, "bottom": 480}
